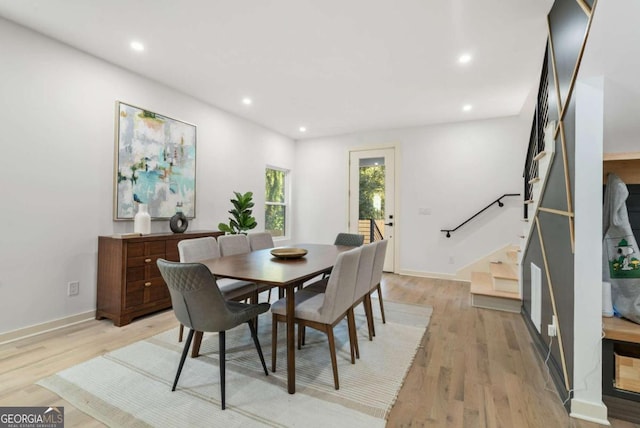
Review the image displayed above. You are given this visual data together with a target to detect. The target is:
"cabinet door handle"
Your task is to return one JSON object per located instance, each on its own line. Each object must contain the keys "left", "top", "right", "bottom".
{"left": 145, "top": 258, "right": 152, "bottom": 263}
{"left": 144, "top": 282, "right": 152, "bottom": 287}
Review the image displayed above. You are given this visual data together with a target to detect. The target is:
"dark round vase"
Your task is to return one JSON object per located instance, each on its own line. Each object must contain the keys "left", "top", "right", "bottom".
{"left": 169, "top": 211, "right": 189, "bottom": 233}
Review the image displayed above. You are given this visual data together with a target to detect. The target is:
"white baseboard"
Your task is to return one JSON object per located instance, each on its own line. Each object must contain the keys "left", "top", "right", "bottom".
{"left": 0, "top": 310, "right": 95, "bottom": 345}
{"left": 398, "top": 269, "right": 465, "bottom": 282}
{"left": 570, "top": 399, "right": 610, "bottom": 426}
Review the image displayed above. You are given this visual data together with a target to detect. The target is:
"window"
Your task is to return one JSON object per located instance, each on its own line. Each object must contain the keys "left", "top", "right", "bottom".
{"left": 265, "top": 167, "right": 288, "bottom": 237}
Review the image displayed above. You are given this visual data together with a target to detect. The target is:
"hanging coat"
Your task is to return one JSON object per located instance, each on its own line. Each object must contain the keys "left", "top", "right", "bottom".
{"left": 603, "top": 173, "right": 640, "bottom": 323}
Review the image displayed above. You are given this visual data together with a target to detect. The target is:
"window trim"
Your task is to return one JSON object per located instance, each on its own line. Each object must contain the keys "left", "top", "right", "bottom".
{"left": 265, "top": 165, "right": 290, "bottom": 239}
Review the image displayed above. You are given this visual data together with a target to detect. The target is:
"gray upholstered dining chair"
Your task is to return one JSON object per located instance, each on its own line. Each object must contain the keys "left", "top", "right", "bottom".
{"left": 218, "top": 234, "right": 251, "bottom": 256}
{"left": 349, "top": 241, "right": 377, "bottom": 353}
{"left": 218, "top": 233, "right": 274, "bottom": 302}
{"left": 334, "top": 232, "right": 364, "bottom": 247}
{"left": 177, "top": 237, "right": 258, "bottom": 343}
{"left": 368, "top": 239, "right": 389, "bottom": 339}
{"left": 271, "top": 247, "right": 361, "bottom": 390}
{"left": 247, "top": 232, "right": 276, "bottom": 301}
{"left": 157, "top": 259, "right": 270, "bottom": 410}
{"left": 248, "top": 232, "right": 275, "bottom": 251}
{"left": 301, "top": 242, "right": 377, "bottom": 352}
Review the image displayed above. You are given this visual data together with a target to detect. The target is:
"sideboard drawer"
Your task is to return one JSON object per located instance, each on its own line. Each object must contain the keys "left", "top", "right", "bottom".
{"left": 127, "top": 255, "right": 164, "bottom": 269}
{"left": 127, "top": 241, "right": 166, "bottom": 258}
{"left": 125, "top": 277, "right": 166, "bottom": 309}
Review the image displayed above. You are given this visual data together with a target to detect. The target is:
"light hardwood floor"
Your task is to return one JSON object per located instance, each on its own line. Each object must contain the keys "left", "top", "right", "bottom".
{"left": 0, "top": 274, "right": 637, "bottom": 427}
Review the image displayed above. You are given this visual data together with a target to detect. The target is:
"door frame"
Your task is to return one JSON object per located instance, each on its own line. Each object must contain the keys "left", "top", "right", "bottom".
{"left": 347, "top": 143, "right": 400, "bottom": 273}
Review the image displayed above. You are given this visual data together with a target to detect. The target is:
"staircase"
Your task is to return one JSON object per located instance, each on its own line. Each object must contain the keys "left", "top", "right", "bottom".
{"left": 469, "top": 120, "right": 556, "bottom": 313}
{"left": 470, "top": 247, "right": 521, "bottom": 313}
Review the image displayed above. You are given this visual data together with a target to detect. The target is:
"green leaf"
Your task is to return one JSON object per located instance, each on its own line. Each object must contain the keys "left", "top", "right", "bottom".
{"left": 219, "top": 190, "right": 258, "bottom": 234}
{"left": 218, "top": 223, "right": 232, "bottom": 233}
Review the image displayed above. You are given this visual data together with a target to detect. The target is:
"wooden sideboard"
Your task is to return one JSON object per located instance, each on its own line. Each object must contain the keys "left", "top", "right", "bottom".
{"left": 97, "top": 230, "right": 223, "bottom": 326}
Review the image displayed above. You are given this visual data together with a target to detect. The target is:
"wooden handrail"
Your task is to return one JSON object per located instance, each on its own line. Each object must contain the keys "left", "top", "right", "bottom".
{"left": 441, "top": 193, "right": 520, "bottom": 238}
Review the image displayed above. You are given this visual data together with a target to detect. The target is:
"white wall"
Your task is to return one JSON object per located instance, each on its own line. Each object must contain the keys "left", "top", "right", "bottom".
{"left": 603, "top": 77, "right": 640, "bottom": 154}
{"left": 570, "top": 78, "right": 608, "bottom": 423}
{"left": 294, "top": 115, "right": 530, "bottom": 276}
{"left": 0, "top": 18, "right": 295, "bottom": 335}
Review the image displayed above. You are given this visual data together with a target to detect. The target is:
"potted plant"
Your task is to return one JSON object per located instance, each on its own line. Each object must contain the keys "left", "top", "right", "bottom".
{"left": 218, "top": 191, "right": 258, "bottom": 234}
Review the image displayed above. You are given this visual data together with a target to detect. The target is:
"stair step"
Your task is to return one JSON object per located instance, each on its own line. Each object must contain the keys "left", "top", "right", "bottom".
{"left": 490, "top": 262, "right": 519, "bottom": 293}
{"left": 470, "top": 272, "right": 519, "bottom": 298}
{"left": 528, "top": 177, "right": 540, "bottom": 184}
{"left": 507, "top": 250, "right": 518, "bottom": 264}
{"left": 490, "top": 262, "right": 517, "bottom": 280}
{"left": 533, "top": 151, "right": 547, "bottom": 161}
{"left": 524, "top": 199, "right": 535, "bottom": 204}
{"left": 470, "top": 272, "right": 522, "bottom": 313}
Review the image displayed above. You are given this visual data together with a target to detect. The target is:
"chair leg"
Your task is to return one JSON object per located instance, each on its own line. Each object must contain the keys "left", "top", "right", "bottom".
{"left": 178, "top": 324, "right": 184, "bottom": 342}
{"left": 347, "top": 308, "right": 359, "bottom": 361}
{"left": 369, "top": 291, "right": 377, "bottom": 338}
{"left": 377, "top": 284, "right": 386, "bottom": 324}
{"left": 250, "top": 292, "right": 259, "bottom": 332}
{"left": 219, "top": 331, "right": 226, "bottom": 410}
{"left": 297, "top": 324, "right": 303, "bottom": 350}
{"left": 326, "top": 327, "right": 340, "bottom": 390}
{"left": 247, "top": 321, "right": 268, "bottom": 376}
{"left": 364, "top": 294, "right": 375, "bottom": 341}
{"left": 172, "top": 329, "right": 194, "bottom": 391}
{"left": 271, "top": 314, "right": 278, "bottom": 372}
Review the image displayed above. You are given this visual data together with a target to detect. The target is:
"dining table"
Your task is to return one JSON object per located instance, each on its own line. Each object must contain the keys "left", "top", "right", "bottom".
{"left": 199, "top": 243, "right": 353, "bottom": 394}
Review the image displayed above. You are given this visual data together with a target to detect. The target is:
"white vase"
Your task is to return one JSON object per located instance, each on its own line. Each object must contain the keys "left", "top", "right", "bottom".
{"left": 134, "top": 204, "right": 151, "bottom": 235}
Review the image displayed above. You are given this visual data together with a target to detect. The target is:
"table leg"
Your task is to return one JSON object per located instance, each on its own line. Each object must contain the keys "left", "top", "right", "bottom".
{"left": 191, "top": 331, "right": 203, "bottom": 358}
{"left": 286, "top": 283, "right": 296, "bottom": 394}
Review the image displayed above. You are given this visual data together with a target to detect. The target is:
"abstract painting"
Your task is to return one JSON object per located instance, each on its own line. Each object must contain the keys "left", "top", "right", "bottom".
{"left": 114, "top": 102, "right": 196, "bottom": 220}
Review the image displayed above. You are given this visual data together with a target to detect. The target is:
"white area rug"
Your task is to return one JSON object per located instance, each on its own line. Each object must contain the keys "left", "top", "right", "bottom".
{"left": 38, "top": 300, "right": 432, "bottom": 428}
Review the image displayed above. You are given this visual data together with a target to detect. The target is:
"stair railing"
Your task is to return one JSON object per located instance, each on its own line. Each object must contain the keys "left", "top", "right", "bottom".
{"left": 369, "top": 219, "right": 384, "bottom": 242}
{"left": 441, "top": 193, "right": 521, "bottom": 238}
{"left": 523, "top": 45, "right": 549, "bottom": 220}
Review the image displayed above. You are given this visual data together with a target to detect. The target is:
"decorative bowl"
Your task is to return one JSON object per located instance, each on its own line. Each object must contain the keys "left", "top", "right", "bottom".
{"left": 270, "top": 248, "right": 308, "bottom": 259}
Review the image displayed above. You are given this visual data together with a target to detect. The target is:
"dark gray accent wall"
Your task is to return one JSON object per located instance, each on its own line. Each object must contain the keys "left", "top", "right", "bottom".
{"left": 522, "top": 0, "right": 590, "bottom": 400}
{"left": 547, "top": 50, "right": 561, "bottom": 125}
{"left": 541, "top": 142, "right": 570, "bottom": 212}
{"left": 548, "top": 0, "right": 589, "bottom": 108}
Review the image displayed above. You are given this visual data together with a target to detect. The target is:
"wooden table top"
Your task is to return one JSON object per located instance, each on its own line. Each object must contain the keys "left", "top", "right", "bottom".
{"left": 201, "top": 243, "right": 353, "bottom": 287}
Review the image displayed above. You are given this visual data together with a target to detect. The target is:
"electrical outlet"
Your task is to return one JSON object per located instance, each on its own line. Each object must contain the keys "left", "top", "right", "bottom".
{"left": 68, "top": 281, "right": 79, "bottom": 296}
{"left": 547, "top": 315, "right": 558, "bottom": 337}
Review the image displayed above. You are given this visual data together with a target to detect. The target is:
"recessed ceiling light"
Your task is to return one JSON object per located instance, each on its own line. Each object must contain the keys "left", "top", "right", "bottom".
{"left": 299, "top": 126, "right": 307, "bottom": 133}
{"left": 130, "top": 41, "right": 145, "bottom": 52}
{"left": 458, "top": 53, "right": 472, "bottom": 64}
{"left": 242, "top": 97, "right": 252, "bottom": 105}
{"left": 462, "top": 104, "right": 472, "bottom": 112}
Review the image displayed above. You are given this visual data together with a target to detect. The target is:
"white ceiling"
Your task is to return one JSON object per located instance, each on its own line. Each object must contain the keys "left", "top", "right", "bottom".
{"left": 0, "top": 0, "right": 553, "bottom": 140}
